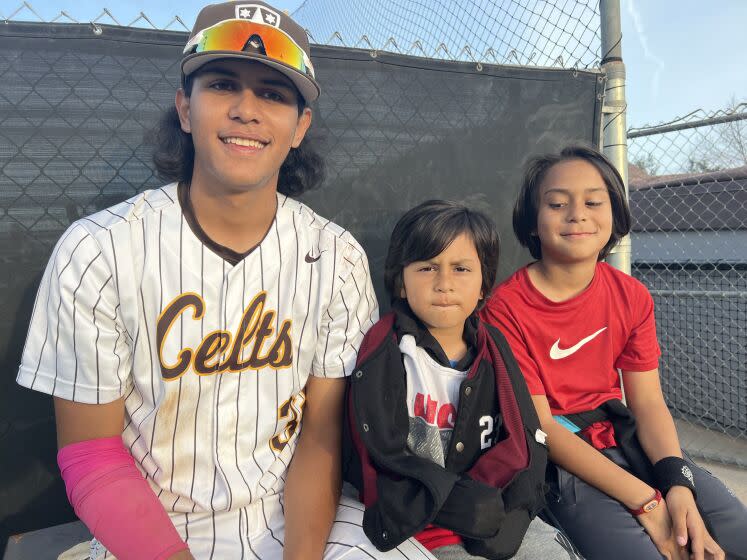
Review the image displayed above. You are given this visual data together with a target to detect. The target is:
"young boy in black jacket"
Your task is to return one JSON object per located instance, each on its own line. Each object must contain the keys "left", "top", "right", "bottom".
{"left": 343, "top": 200, "right": 552, "bottom": 559}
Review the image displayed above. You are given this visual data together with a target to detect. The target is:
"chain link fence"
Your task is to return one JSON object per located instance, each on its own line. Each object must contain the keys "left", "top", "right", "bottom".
{"left": 0, "top": 7, "right": 605, "bottom": 537}
{"left": 2, "top": 0, "right": 602, "bottom": 67}
{"left": 293, "top": 0, "right": 601, "bottom": 67}
{"left": 0, "top": 1, "right": 192, "bottom": 30}
{"left": 628, "top": 102, "right": 747, "bottom": 467}
{"left": 0, "top": 0, "right": 743, "bottom": 472}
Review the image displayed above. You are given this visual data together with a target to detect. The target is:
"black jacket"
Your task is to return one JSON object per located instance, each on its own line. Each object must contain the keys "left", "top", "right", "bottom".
{"left": 342, "top": 305, "right": 547, "bottom": 559}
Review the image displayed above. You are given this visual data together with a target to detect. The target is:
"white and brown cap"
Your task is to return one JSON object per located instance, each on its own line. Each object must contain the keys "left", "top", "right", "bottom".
{"left": 181, "top": 1, "right": 320, "bottom": 102}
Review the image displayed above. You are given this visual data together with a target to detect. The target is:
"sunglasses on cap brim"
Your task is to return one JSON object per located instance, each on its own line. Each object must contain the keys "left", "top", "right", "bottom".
{"left": 183, "top": 19, "right": 315, "bottom": 79}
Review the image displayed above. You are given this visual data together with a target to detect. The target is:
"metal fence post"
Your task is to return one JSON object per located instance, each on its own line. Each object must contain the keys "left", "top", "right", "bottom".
{"left": 599, "top": 0, "right": 631, "bottom": 274}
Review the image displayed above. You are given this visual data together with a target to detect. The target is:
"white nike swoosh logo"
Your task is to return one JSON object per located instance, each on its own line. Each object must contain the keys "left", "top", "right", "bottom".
{"left": 549, "top": 327, "right": 607, "bottom": 360}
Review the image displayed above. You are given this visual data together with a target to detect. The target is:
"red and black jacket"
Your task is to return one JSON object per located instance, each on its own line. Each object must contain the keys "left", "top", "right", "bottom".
{"left": 342, "top": 304, "right": 548, "bottom": 559}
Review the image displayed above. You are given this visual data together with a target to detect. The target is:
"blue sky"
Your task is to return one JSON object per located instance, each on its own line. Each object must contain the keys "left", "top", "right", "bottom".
{"left": 3, "top": 0, "right": 745, "bottom": 128}
{"left": 621, "top": 0, "right": 746, "bottom": 127}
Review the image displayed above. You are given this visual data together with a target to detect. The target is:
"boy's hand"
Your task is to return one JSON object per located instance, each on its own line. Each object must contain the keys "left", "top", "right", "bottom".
{"left": 666, "top": 486, "right": 724, "bottom": 560}
{"left": 636, "top": 497, "right": 689, "bottom": 560}
{"left": 434, "top": 476, "right": 504, "bottom": 538}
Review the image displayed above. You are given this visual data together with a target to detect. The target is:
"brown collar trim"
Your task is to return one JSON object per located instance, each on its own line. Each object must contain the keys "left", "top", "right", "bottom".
{"left": 177, "top": 182, "right": 270, "bottom": 266}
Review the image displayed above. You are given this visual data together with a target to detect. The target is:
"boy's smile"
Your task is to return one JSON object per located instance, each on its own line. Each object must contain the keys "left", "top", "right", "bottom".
{"left": 176, "top": 59, "right": 311, "bottom": 196}
{"left": 535, "top": 158, "right": 613, "bottom": 265}
{"left": 221, "top": 135, "right": 269, "bottom": 150}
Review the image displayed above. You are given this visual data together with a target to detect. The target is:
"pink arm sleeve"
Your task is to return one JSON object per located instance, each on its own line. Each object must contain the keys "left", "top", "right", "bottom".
{"left": 58, "top": 436, "right": 188, "bottom": 560}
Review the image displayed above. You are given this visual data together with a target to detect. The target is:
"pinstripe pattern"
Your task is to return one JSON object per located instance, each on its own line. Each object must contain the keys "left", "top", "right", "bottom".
{"left": 17, "top": 183, "right": 417, "bottom": 557}
{"left": 86, "top": 495, "right": 436, "bottom": 560}
{"left": 170, "top": 215, "right": 186, "bottom": 502}
{"left": 90, "top": 274, "right": 113, "bottom": 404}
{"left": 188, "top": 243, "right": 206, "bottom": 514}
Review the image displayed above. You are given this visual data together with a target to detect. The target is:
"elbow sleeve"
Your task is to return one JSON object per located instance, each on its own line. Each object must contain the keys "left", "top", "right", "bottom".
{"left": 58, "top": 436, "right": 188, "bottom": 560}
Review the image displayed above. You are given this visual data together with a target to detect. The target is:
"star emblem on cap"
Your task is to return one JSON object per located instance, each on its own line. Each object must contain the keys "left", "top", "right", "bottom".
{"left": 234, "top": 5, "right": 282, "bottom": 27}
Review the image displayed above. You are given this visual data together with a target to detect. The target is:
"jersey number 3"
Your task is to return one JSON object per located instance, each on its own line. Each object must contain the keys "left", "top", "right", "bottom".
{"left": 270, "top": 391, "right": 306, "bottom": 452}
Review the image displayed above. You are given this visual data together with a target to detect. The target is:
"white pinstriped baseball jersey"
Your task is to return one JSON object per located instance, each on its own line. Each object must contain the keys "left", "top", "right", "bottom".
{"left": 17, "top": 183, "right": 437, "bottom": 558}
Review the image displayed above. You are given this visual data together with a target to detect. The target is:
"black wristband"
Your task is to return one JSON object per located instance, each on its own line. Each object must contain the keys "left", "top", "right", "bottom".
{"left": 653, "top": 456, "right": 697, "bottom": 500}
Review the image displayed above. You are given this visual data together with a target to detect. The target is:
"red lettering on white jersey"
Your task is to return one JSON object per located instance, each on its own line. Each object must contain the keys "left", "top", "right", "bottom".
{"left": 413, "top": 392, "right": 457, "bottom": 429}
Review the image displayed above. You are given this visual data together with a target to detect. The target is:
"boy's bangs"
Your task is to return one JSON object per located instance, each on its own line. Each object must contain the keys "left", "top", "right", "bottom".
{"left": 401, "top": 212, "right": 470, "bottom": 265}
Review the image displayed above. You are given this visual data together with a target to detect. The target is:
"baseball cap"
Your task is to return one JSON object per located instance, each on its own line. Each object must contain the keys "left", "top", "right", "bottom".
{"left": 181, "top": 1, "right": 320, "bottom": 103}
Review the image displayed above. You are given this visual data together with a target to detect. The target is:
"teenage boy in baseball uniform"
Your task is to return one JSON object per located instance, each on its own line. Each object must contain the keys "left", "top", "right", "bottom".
{"left": 17, "top": 2, "right": 435, "bottom": 558}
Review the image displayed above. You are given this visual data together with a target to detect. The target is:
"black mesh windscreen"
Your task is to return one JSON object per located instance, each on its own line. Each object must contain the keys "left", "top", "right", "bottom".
{"left": 0, "top": 21, "right": 602, "bottom": 538}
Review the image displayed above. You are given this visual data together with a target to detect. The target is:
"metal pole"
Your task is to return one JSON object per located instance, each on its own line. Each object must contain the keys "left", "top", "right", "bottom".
{"left": 599, "top": 0, "right": 630, "bottom": 274}
{"left": 628, "top": 109, "right": 747, "bottom": 138}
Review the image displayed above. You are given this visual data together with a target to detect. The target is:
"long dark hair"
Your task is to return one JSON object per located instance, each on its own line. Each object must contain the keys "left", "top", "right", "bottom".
{"left": 512, "top": 144, "right": 631, "bottom": 260}
{"left": 149, "top": 72, "right": 325, "bottom": 197}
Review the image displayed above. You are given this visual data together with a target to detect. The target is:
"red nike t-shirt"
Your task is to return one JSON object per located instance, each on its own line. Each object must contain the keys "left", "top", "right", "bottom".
{"left": 480, "top": 263, "right": 660, "bottom": 448}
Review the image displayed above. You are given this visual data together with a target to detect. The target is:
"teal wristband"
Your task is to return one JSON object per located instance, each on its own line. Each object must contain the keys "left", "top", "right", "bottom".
{"left": 553, "top": 415, "right": 581, "bottom": 433}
